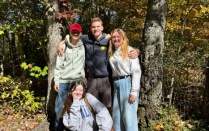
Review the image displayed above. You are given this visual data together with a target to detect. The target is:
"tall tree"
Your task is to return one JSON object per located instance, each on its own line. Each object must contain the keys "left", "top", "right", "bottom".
{"left": 0, "top": 0, "right": 46, "bottom": 77}
{"left": 139, "top": 0, "right": 168, "bottom": 127}
{"left": 204, "top": 58, "right": 209, "bottom": 123}
{"left": 44, "top": 0, "right": 61, "bottom": 129}
{"left": 44, "top": 0, "right": 81, "bottom": 129}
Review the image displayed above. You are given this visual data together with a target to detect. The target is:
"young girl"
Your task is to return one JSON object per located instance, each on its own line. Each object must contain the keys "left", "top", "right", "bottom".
{"left": 61, "top": 80, "right": 113, "bottom": 131}
{"left": 108, "top": 28, "right": 141, "bottom": 131}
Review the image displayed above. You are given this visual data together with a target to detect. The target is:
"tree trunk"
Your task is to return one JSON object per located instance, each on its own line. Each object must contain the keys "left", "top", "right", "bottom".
{"left": 45, "top": 0, "right": 62, "bottom": 130}
{"left": 204, "top": 58, "right": 209, "bottom": 123}
{"left": 0, "top": 35, "right": 4, "bottom": 76}
{"left": 139, "top": 0, "right": 168, "bottom": 127}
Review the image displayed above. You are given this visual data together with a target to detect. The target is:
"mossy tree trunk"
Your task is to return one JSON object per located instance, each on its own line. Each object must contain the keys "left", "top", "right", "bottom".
{"left": 45, "top": 0, "right": 77, "bottom": 129}
{"left": 204, "top": 58, "right": 209, "bottom": 123}
{"left": 139, "top": 0, "right": 168, "bottom": 127}
{"left": 45, "top": 0, "right": 61, "bottom": 130}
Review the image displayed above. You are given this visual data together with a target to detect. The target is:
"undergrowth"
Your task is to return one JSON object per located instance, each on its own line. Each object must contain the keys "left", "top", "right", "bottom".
{"left": 0, "top": 75, "right": 46, "bottom": 130}
{"left": 0, "top": 75, "right": 45, "bottom": 114}
{"left": 139, "top": 103, "right": 208, "bottom": 131}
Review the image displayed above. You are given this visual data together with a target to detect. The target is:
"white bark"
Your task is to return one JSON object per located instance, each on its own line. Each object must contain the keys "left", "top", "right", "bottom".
{"left": 45, "top": 0, "right": 62, "bottom": 128}
{"left": 139, "top": 0, "right": 168, "bottom": 126}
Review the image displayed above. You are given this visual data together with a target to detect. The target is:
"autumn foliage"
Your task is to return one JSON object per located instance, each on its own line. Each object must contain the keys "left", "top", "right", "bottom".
{"left": 0, "top": 0, "right": 209, "bottom": 130}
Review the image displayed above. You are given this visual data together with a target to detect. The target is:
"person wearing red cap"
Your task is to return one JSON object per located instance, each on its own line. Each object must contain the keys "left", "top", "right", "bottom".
{"left": 54, "top": 23, "right": 85, "bottom": 131}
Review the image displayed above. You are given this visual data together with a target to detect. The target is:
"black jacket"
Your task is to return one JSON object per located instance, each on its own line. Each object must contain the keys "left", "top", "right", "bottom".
{"left": 81, "top": 33, "right": 110, "bottom": 77}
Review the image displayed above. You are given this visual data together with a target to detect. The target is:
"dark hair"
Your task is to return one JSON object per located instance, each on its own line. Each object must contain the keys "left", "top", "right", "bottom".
{"left": 60, "top": 80, "right": 87, "bottom": 117}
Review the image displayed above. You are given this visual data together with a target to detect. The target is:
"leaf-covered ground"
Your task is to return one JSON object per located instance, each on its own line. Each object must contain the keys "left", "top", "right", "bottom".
{"left": 1, "top": 102, "right": 208, "bottom": 131}
{"left": 0, "top": 103, "right": 46, "bottom": 131}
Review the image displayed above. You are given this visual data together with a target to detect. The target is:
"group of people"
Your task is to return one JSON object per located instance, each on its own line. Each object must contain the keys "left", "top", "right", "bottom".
{"left": 53, "top": 17, "right": 142, "bottom": 131}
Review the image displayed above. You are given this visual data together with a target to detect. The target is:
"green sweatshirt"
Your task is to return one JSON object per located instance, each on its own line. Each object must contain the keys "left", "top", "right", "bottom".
{"left": 54, "top": 35, "right": 85, "bottom": 84}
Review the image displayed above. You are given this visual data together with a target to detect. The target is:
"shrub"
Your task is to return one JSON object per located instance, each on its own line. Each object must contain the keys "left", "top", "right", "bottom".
{"left": 0, "top": 75, "right": 45, "bottom": 113}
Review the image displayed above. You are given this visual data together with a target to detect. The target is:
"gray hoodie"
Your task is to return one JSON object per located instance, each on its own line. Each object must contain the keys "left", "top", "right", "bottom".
{"left": 63, "top": 93, "right": 113, "bottom": 131}
{"left": 54, "top": 35, "right": 85, "bottom": 84}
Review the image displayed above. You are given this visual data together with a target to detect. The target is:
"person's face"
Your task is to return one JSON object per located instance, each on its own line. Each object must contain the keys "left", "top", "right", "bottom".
{"left": 91, "top": 21, "right": 103, "bottom": 39}
{"left": 72, "top": 84, "right": 84, "bottom": 99}
{"left": 111, "top": 31, "right": 123, "bottom": 48}
{"left": 70, "top": 30, "right": 82, "bottom": 40}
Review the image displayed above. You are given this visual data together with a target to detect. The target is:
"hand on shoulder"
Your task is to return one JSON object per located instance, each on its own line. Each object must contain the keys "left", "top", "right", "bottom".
{"left": 57, "top": 40, "right": 65, "bottom": 56}
{"left": 105, "top": 34, "right": 111, "bottom": 39}
{"left": 128, "top": 47, "right": 140, "bottom": 59}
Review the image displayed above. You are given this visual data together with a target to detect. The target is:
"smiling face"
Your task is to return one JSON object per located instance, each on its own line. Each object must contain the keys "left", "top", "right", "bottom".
{"left": 71, "top": 84, "right": 84, "bottom": 99}
{"left": 91, "top": 21, "right": 103, "bottom": 40}
{"left": 111, "top": 31, "right": 124, "bottom": 48}
{"left": 70, "top": 30, "right": 82, "bottom": 42}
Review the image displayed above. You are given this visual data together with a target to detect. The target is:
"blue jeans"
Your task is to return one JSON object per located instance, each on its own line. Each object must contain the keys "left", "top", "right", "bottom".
{"left": 55, "top": 83, "right": 70, "bottom": 131}
{"left": 112, "top": 77, "right": 139, "bottom": 131}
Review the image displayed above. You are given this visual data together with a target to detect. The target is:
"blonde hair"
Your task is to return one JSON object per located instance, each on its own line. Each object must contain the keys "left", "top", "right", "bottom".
{"left": 108, "top": 28, "right": 129, "bottom": 60}
{"left": 90, "top": 17, "right": 103, "bottom": 27}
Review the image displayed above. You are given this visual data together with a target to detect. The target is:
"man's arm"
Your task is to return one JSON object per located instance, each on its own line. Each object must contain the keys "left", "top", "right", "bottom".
{"left": 128, "top": 48, "right": 140, "bottom": 59}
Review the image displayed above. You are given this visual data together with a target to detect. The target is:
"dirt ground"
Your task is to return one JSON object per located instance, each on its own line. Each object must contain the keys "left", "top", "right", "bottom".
{"left": 32, "top": 119, "right": 49, "bottom": 131}
{"left": 0, "top": 106, "right": 47, "bottom": 131}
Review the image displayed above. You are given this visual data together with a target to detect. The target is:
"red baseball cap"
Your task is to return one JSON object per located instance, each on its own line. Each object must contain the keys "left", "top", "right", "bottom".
{"left": 69, "top": 23, "right": 82, "bottom": 32}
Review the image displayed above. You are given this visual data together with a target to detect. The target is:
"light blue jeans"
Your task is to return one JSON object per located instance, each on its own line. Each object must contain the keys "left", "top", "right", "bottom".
{"left": 55, "top": 83, "right": 70, "bottom": 130}
{"left": 112, "top": 77, "right": 139, "bottom": 131}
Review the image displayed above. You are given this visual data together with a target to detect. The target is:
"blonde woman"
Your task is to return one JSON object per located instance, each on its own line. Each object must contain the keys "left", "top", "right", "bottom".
{"left": 108, "top": 28, "right": 141, "bottom": 131}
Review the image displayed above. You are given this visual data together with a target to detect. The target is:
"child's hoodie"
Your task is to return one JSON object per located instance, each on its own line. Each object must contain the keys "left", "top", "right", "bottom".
{"left": 63, "top": 93, "right": 113, "bottom": 131}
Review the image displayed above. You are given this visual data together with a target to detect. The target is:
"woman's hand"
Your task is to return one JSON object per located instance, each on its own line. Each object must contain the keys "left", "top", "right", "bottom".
{"left": 129, "top": 94, "right": 137, "bottom": 104}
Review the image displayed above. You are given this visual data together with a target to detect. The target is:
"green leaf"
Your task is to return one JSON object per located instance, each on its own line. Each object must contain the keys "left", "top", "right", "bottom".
{"left": 20, "top": 62, "right": 28, "bottom": 70}
{"left": 1, "top": 92, "right": 10, "bottom": 99}
{"left": 35, "top": 74, "right": 40, "bottom": 78}
{"left": 0, "top": 30, "right": 4, "bottom": 35}
{"left": 30, "top": 73, "right": 35, "bottom": 76}
{"left": 12, "top": 90, "right": 18, "bottom": 99}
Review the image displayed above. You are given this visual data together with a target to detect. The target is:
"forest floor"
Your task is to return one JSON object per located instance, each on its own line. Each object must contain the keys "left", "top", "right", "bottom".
{"left": 0, "top": 102, "right": 208, "bottom": 131}
{"left": 0, "top": 103, "right": 47, "bottom": 131}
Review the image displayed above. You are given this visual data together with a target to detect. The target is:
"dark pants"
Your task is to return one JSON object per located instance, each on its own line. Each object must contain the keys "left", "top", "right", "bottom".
{"left": 87, "top": 76, "right": 112, "bottom": 107}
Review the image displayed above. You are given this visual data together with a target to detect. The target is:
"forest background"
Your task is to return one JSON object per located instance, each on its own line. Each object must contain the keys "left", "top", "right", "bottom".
{"left": 0, "top": 0, "right": 209, "bottom": 130}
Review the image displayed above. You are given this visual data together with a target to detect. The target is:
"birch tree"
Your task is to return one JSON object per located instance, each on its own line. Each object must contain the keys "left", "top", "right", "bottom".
{"left": 44, "top": 0, "right": 61, "bottom": 129}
